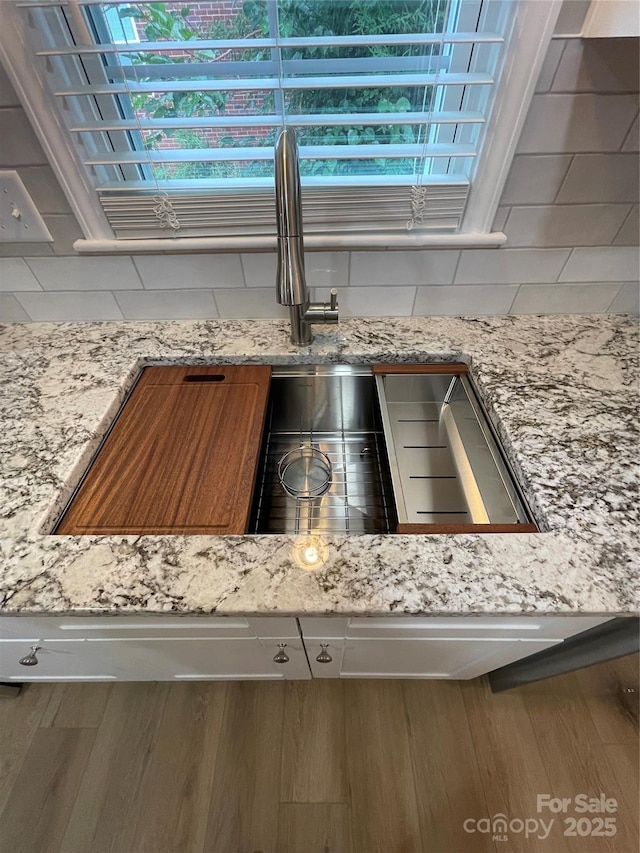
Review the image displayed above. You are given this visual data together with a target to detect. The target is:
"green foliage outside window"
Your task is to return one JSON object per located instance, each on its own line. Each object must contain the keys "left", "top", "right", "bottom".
{"left": 116, "top": 1, "right": 446, "bottom": 179}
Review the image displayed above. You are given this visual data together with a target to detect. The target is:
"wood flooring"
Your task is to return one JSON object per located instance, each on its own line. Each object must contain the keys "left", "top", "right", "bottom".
{"left": 0, "top": 654, "right": 637, "bottom": 853}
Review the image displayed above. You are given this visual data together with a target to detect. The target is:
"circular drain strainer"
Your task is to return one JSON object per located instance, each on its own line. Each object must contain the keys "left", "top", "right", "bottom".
{"left": 278, "top": 444, "right": 332, "bottom": 500}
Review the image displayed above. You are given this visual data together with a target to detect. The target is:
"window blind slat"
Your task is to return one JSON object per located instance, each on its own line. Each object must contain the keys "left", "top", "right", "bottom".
{"left": 84, "top": 143, "right": 476, "bottom": 166}
{"left": 37, "top": 34, "right": 503, "bottom": 54}
{"left": 108, "top": 55, "right": 451, "bottom": 81}
{"left": 68, "top": 111, "right": 485, "bottom": 133}
{"left": 55, "top": 72, "right": 493, "bottom": 97}
{"left": 96, "top": 174, "right": 470, "bottom": 191}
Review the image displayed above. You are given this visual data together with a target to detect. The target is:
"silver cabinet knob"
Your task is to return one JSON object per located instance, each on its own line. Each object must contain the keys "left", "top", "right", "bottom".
{"left": 273, "top": 643, "right": 290, "bottom": 664}
{"left": 316, "top": 644, "right": 333, "bottom": 664}
{"left": 19, "top": 645, "right": 41, "bottom": 667}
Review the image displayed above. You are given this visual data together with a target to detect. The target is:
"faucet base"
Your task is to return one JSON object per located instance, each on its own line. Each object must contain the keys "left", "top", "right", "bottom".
{"left": 288, "top": 306, "right": 313, "bottom": 346}
{"left": 288, "top": 300, "right": 340, "bottom": 346}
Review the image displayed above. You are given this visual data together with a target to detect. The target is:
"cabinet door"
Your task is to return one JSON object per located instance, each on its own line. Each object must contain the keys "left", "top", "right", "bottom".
{"left": 300, "top": 616, "right": 611, "bottom": 680}
{"left": 336, "top": 638, "right": 559, "bottom": 679}
{"left": 56, "top": 365, "right": 271, "bottom": 535}
{"left": 0, "top": 636, "right": 311, "bottom": 681}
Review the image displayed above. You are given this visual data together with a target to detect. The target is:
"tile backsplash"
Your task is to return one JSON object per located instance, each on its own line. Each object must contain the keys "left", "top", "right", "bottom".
{"left": 0, "top": 31, "right": 638, "bottom": 322}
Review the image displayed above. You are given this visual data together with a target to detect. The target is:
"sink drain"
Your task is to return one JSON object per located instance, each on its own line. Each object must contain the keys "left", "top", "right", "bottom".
{"left": 278, "top": 444, "right": 332, "bottom": 500}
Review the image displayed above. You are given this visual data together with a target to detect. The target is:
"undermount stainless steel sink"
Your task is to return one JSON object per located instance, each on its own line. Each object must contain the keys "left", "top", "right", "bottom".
{"left": 249, "top": 365, "right": 535, "bottom": 535}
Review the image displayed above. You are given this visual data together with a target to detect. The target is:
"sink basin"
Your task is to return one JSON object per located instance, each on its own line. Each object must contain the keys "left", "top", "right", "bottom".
{"left": 249, "top": 365, "right": 535, "bottom": 535}
{"left": 54, "top": 362, "right": 535, "bottom": 536}
{"left": 249, "top": 365, "right": 396, "bottom": 534}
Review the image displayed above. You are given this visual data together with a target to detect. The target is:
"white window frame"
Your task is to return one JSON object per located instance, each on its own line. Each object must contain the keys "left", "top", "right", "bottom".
{"left": 0, "top": 0, "right": 563, "bottom": 253}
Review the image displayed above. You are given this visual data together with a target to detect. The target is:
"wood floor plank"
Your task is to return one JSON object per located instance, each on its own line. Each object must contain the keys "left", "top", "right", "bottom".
{"left": 41, "top": 683, "right": 113, "bottom": 729}
{"left": 130, "top": 682, "right": 228, "bottom": 853}
{"left": 0, "top": 683, "right": 55, "bottom": 815}
{"left": 520, "top": 671, "right": 638, "bottom": 853}
{"left": 0, "top": 727, "right": 95, "bottom": 853}
{"left": 281, "top": 679, "right": 348, "bottom": 804}
{"left": 58, "top": 682, "right": 169, "bottom": 853}
{"left": 462, "top": 676, "right": 566, "bottom": 853}
{"left": 604, "top": 742, "right": 640, "bottom": 831}
{"left": 575, "top": 653, "right": 639, "bottom": 745}
{"left": 277, "top": 803, "right": 352, "bottom": 853}
{"left": 344, "top": 680, "right": 422, "bottom": 853}
{"left": 0, "top": 659, "right": 636, "bottom": 852}
{"left": 203, "top": 681, "right": 285, "bottom": 853}
{"left": 403, "top": 680, "right": 496, "bottom": 853}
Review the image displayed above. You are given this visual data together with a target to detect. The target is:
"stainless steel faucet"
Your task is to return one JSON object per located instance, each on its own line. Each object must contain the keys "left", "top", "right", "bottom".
{"left": 275, "top": 127, "right": 338, "bottom": 345}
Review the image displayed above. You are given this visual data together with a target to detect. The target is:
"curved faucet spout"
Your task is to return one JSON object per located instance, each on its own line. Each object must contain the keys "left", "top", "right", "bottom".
{"left": 274, "top": 127, "right": 339, "bottom": 345}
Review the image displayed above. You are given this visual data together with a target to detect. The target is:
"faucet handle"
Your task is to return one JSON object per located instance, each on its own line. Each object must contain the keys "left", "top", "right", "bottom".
{"left": 330, "top": 288, "right": 338, "bottom": 311}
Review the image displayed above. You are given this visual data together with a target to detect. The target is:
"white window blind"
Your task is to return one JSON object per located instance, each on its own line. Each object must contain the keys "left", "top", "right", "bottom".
{"left": 12, "top": 0, "right": 518, "bottom": 241}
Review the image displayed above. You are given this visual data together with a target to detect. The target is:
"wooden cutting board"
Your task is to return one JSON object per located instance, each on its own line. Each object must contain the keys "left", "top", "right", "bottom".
{"left": 56, "top": 365, "right": 272, "bottom": 535}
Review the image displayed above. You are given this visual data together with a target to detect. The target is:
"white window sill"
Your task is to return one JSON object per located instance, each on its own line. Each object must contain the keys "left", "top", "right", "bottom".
{"left": 73, "top": 232, "right": 507, "bottom": 254}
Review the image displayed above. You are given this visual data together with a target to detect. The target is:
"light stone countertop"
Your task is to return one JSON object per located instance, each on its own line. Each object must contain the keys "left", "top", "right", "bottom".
{"left": 0, "top": 315, "right": 638, "bottom": 617}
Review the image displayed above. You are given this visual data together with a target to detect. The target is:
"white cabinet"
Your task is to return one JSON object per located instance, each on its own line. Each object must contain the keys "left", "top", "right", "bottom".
{"left": 300, "top": 616, "right": 610, "bottom": 680}
{"left": 0, "top": 613, "right": 612, "bottom": 682}
{"left": 0, "top": 616, "right": 310, "bottom": 681}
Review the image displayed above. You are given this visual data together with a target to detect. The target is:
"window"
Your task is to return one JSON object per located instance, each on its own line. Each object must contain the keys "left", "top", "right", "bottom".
{"left": 0, "top": 0, "right": 562, "bottom": 249}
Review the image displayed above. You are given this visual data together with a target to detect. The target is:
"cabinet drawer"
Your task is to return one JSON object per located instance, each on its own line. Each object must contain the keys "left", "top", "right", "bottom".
{"left": 0, "top": 615, "right": 300, "bottom": 641}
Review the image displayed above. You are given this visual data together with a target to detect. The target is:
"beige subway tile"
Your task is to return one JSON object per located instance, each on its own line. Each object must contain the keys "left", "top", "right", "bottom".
{"left": 510, "top": 282, "right": 622, "bottom": 314}
{"left": 0, "top": 258, "right": 42, "bottom": 291}
{"left": 0, "top": 108, "right": 47, "bottom": 166}
{"left": 501, "top": 155, "right": 573, "bottom": 205}
{"left": 316, "top": 285, "right": 415, "bottom": 317}
{"left": 44, "top": 215, "right": 84, "bottom": 256}
{"left": 551, "top": 38, "right": 640, "bottom": 93}
{"left": 115, "top": 289, "right": 218, "bottom": 320}
{"left": 504, "top": 204, "right": 631, "bottom": 247}
{"left": 517, "top": 94, "right": 638, "bottom": 154}
{"left": 622, "top": 114, "right": 639, "bottom": 152}
{"left": 215, "top": 288, "right": 289, "bottom": 319}
{"left": 455, "top": 248, "right": 570, "bottom": 285}
{"left": 559, "top": 247, "right": 640, "bottom": 282}
{"left": 19, "top": 166, "right": 72, "bottom": 215}
{"left": 0, "top": 293, "right": 31, "bottom": 322}
{"left": 17, "top": 290, "right": 123, "bottom": 321}
{"left": 241, "top": 252, "right": 277, "bottom": 286}
{"left": 607, "top": 281, "right": 639, "bottom": 314}
{"left": 535, "top": 39, "right": 566, "bottom": 93}
{"left": 0, "top": 242, "right": 53, "bottom": 258}
{"left": 614, "top": 206, "right": 639, "bottom": 246}
{"left": 414, "top": 284, "right": 518, "bottom": 316}
{"left": 350, "top": 250, "right": 459, "bottom": 286}
{"left": 556, "top": 154, "right": 639, "bottom": 204}
{"left": 26, "top": 256, "right": 142, "bottom": 291}
{"left": 133, "top": 253, "right": 243, "bottom": 289}
{"left": 0, "top": 65, "right": 20, "bottom": 107}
